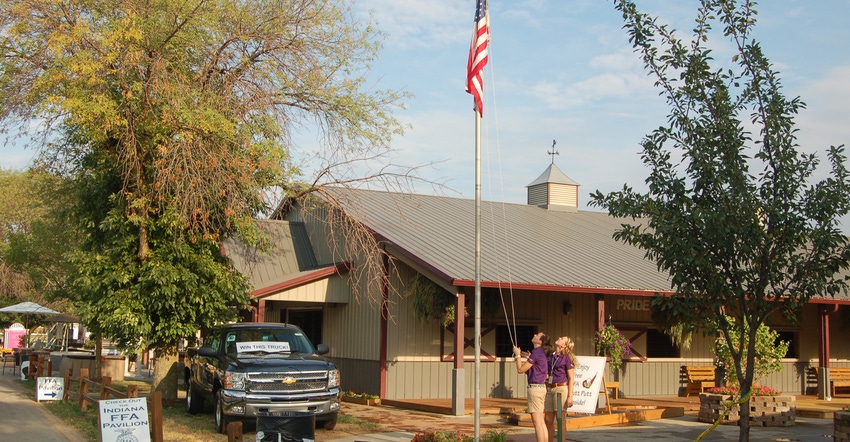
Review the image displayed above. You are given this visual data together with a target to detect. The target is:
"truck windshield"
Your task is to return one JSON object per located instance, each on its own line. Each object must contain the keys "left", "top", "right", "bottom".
{"left": 224, "top": 329, "right": 315, "bottom": 355}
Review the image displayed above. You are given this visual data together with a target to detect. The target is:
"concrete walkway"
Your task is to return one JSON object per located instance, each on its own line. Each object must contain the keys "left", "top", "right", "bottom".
{"left": 328, "top": 414, "right": 837, "bottom": 441}
{"left": 0, "top": 367, "right": 88, "bottom": 441}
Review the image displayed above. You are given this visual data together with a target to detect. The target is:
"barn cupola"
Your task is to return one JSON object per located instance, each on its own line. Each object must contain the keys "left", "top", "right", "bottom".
{"left": 525, "top": 144, "right": 579, "bottom": 211}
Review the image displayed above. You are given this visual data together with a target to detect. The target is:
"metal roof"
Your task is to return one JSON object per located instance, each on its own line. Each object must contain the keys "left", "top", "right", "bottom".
{"left": 526, "top": 163, "right": 580, "bottom": 187}
{"left": 326, "top": 187, "right": 672, "bottom": 294}
{"left": 224, "top": 219, "right": 329, "bottom": 292}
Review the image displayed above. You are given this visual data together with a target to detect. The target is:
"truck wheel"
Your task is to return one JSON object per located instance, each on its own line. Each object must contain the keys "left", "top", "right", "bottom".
{"left": 214, "top": 392, "right": 231, "bottom": 434}
{"left": 186, "top": 384, "right": 204, "bottom": 414}
{"left": 321, "top": 416, "right": 337, "bottom": 430}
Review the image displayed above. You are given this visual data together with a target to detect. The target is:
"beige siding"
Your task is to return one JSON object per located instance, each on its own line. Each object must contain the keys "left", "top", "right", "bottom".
{"left": 261, "top": 275, "right": 350, "bottom": 303}
{"left": 549, "top": 183, "right": 577, "bottom": 207}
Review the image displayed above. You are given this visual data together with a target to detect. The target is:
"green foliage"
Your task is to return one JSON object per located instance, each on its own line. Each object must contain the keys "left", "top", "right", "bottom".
{"left": 411, "top": 430, "right": 507, "bottom": 442}
{"left": 68, "top": 198, "right": 251, "bottom": 351}
{"left": 408, "top": 274, "right": 463, "bottom": 327}
{"left": 343, "top": 390, "right": 380, "bottom": 400}
{"left": 1, "top": 0, "right": 411, "bottom": 394}
{"left": 594, "top": 323, "right": 632, "bottom": 373}
{"left": 0, "top": 169, "right": 77, "bottom": 306}
{"left": 593, "top": 1, "right": 850, "bottom": 436}
{"left": 650, "top": 295, "right": 698, "bottom": 349}
{"left": 712, "top": 315, "right": 788, "bottom": 385}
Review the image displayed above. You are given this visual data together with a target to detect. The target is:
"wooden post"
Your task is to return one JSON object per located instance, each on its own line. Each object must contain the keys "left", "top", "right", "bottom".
{"left": 99, "top": 376, "right": 112, "bottom": 400}
{"left": 227, "top": 421, "right": 243, "bottom": 442}
{"left": 127, "top": 384, "right": 139, "bottom": 398}
{"left": 79, "top": 368, "right": 89, "bottom": 411}
{"left": 150, "top": 391, "right": 163, "bottom": 442}
{"left": 63, "top": 368, "right": 72, "bottom": 401}
{"left": 28, "top": 355, "right": 36, "bottom": 379}
{"left": 601, "top": 376, "right": 612, "bottom": 414}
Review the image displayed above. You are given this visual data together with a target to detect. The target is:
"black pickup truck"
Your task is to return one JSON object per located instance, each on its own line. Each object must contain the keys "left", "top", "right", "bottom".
{"left": 184, "top": 323, "right": 341, "bottom": 433}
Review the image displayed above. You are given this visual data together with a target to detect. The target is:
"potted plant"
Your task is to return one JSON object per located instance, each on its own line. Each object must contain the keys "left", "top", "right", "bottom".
{"left": 699, "top": 316, "right": 794, "bottom": 427}
{"left": 594, "top": 322, "right": 632, "bottom": 375}
{"left": 341, "top": 390, "right": 381, "bottom": 406}
{"left": 409, "top": 274, "right": 466, "bottom": 327}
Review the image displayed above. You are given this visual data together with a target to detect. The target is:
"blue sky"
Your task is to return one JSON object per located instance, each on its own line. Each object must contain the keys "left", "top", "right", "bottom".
{"left": 3, "top": 0, "right": 849, "bottom": 227}
{"left": 347, "top": 0, "right": 850, "bottom": 226}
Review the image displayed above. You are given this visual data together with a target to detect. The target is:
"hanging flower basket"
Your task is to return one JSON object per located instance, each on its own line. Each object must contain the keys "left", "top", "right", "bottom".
{"left": 594, "top": 323, "right": 632, "bottom": 374}
{"left": 409, "top": 274, "right": 467, "bottom": 327}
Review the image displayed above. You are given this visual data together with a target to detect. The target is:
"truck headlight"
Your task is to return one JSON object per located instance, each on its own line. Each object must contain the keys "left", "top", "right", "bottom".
{"left": 223, "top": 372, "right": 246, "bottom": 390}
{"left": 328, "top": 369, "right": 340, "bottom": 388}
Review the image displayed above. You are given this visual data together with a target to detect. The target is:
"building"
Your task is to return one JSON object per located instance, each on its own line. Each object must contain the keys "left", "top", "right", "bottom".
{"left": 224, "top": 163, "right": 850, "bottom": 415}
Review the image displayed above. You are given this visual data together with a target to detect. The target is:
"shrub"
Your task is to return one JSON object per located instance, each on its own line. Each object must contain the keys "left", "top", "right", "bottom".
{"left": 711, "top": 315, "right": 788, "bottom": 385}
{"left": 410, "top": 429, "right": 507, "bottom": 442}
{"left": 342, "top": 390, "right": 379, "bottom": 400}
{"left": 705, "top": 384, "right": 781, "bottom": 396}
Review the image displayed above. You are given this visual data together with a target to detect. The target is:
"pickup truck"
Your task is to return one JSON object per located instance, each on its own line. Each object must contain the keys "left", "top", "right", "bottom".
{"left": 184, "top": 323, "right": 341, "bottom": 433}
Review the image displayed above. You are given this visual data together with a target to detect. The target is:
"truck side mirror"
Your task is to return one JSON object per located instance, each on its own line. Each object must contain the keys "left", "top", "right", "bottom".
{"left": 198, "top": 346, "right": 217, "bottom": 357}
{"left": 316, "top": 344, "right": 329, "bottom": 355}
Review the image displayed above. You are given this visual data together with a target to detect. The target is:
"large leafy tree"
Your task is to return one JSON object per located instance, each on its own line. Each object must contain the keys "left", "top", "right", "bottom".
{"left": 591, "top": 1, "right": 850, "bottom": 439}
{"left": 0, "top": 0, "right": 407, "bottom": 398}
{"left": 0, "top": 169, "right": 74, "bottom": 312}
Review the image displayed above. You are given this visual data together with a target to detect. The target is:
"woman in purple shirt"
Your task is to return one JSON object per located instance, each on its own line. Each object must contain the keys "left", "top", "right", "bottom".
{"left": 545, "top": 336, "right": 577, "bottom": 442}
{"left": 513, "top": 332, "right": 553, "bottom": 442}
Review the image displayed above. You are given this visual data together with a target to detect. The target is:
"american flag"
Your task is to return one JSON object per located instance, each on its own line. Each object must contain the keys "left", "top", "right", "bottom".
{"left": 466, "top": 0, "right": 490, "bottom": 116}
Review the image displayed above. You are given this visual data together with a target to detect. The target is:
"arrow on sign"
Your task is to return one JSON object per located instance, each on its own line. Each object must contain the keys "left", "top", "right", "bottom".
{"left": 44, "top": 392, "right": 57, "bottom": 398}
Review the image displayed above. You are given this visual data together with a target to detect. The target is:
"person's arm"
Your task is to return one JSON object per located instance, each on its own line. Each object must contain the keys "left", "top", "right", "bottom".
{"left": 566, "top": 367, "right": 576, "bottom": 407}
{"left": 512, "top": 345, "right": 532, "bottom": 374}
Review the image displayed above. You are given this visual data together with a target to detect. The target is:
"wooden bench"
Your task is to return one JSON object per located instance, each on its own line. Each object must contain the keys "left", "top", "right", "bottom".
{"left": 808, "top": 367, "right": 850, "bottom": 396}
{"left": 681, "top": 365, "right": 716, "bottom": 397}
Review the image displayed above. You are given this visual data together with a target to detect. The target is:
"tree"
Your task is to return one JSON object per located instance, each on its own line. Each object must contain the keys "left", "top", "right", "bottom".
{"left": 1, "top": 0, "right": 409, "bottom": 398}
{"left": 0, "top": 169, "right": 74, "bottom": 314}
{"left": 591, "top": 1, "right": 850, "bottom": 439}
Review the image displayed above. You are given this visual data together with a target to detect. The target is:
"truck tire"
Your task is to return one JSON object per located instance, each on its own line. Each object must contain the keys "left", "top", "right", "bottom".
{"left": 321, "top": 416, "right": 338, "bottom": 430}
{"left": 186, "top": 384, "right": 204, "bottom": 414}
{"left": 214, "top": 391, "right": 232, "bottom": 434}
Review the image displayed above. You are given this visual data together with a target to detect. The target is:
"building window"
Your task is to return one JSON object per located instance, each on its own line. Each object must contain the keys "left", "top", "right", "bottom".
{"left": 775, "top": 331, "right": 798, "bottom": 358}
{"left": 646, "top": 328, "right": 679, "bottom": 358}
{"left": 496, "top": 325, "right": 536, "bottom": 358}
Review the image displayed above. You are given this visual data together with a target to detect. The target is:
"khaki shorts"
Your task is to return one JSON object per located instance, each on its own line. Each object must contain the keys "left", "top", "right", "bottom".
{"left": 545, "top": 385, "right": 571, "bottom": 412}
{"left": 527, "top": 385, "right": 547, "bottom": 413}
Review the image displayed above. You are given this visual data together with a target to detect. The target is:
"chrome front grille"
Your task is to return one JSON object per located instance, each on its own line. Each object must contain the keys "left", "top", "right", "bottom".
{"left": 246, "top": 370, "right": 328, "bottom": 394}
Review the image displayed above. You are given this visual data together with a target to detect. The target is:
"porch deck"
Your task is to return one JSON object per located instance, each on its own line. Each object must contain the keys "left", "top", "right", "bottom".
{"left": 381, "top": 394, "right": 850, "bottom": 429}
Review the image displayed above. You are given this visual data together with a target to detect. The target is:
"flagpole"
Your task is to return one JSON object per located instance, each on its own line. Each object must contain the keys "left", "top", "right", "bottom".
{"left": 465, "top": 1, "right": 488, "bottom": 435}
{"left": 474, "top": 107, "right": 482, "bottom": 441}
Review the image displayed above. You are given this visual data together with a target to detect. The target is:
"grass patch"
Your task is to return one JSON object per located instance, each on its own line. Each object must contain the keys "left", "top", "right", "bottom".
{"left": 18, "top": 377, "right": 382, "bottom": 441}
{"left": 44, "top": 400, "right": 101, "bottom": 441}
{"left": 338, "top": 413, "right": 384, "bottom": 432}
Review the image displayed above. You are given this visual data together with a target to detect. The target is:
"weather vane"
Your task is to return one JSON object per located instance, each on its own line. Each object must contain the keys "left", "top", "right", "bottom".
{"left": 547, "top": 140, "right": 559, "bottom": 164}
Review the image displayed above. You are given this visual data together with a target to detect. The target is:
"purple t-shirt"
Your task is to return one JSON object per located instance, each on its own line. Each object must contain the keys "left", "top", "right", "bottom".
{"left": 548, "top": 353, "right": 574, "bottom": 384}
{"left": 526, "top": 347, "right": 548, "bottom": 384}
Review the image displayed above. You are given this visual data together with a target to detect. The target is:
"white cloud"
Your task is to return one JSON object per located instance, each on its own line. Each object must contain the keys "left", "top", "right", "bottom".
{"left": 354, "top": 0, "right": 468, "bottom": 49}
{"left": 796, "top": 66, "right": 850, "bottom": 153}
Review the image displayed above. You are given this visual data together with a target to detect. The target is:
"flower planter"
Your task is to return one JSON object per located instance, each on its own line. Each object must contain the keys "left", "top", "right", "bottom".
{"left": 342, "top": 396, "right": 381, "bottom": 406}
{"left": 698, "top": 393, "right": 795, "bottom": 427}
{"left": 836, "top": 411, "right": 850, "bottom": 442}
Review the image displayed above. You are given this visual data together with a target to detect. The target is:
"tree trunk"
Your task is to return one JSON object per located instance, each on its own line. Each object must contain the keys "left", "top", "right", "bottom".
{"left": 95, "top": 335, "right": 103, "bottom": 380}
{"left": 151, "top": 343, "right": 180, "bottom": 402}
{"left": 738, "top": 395, "right": 751, "bottom": 441}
